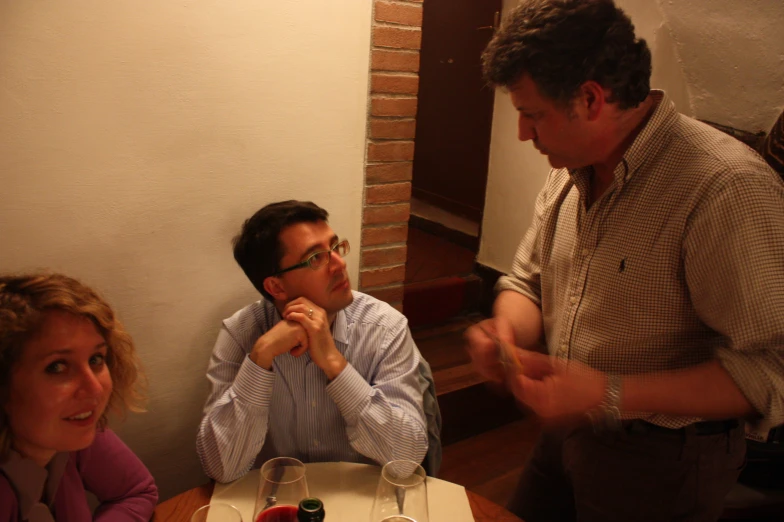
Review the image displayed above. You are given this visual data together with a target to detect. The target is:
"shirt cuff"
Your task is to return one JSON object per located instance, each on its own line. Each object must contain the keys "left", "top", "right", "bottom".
{"left": 326, "top": 363, "right": 372, "bottom": 422}
{"left": 495, "top": 275, "right": 542, "bottom": 307}
{"left": 716, "top": 348, "right": 784, "bottom": 431}
{"left": 231, "top": 355, "right": 275, "bottom": 408}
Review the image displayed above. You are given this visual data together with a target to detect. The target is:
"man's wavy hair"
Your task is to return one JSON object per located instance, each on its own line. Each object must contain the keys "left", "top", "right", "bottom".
{"left": 482, "top": 0, "right": 651, "bottom": 110}
{"left": 0, "top": 273, "right": 146, "bottom": 461}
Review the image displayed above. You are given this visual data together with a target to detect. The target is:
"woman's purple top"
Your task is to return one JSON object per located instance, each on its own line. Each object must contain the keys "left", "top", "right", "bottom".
{"left": 0, "top": 429, "right": 157, "bottom": 521}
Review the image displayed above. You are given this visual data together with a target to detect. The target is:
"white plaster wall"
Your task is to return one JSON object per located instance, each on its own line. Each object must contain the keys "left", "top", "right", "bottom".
{"left": 619, "top": 0, "right": 693, "bottom": 117}
{"left": 0, "top": 0, "right": 371, "bottom": 500}
{"left": 478, "top": 0, "right": 552, "bottom": 273}
{"left": 479, "top": 0, "right": 784, "bottom": 273}
{"left": 662, "top": 0, "right": 784, "bottom": 133}
{"left": 478, "top": 77, "right": 551, "bottom": 274}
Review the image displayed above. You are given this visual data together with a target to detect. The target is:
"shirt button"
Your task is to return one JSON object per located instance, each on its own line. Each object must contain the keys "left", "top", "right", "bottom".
{"left": 311, "top": 401, "right": 316, "bottom": 408}
{"left": 570, "top": 296, "right": 577, "bottom": 305}
{"left": 582, "top": 249, "right": 589, "bottom": 257}
{"left": 313, "top": 440, "right": 319, "bottom": 447}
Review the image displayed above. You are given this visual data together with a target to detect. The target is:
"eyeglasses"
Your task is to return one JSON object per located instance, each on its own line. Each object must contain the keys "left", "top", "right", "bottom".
{"left": 273, "top": 239, "right": 350, "bottom": 276}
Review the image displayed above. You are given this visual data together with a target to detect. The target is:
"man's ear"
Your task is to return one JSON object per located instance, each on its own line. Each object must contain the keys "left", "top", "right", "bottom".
{"left": 263, "top": 276, "right": 288, "bottom": 302}
{"left": 577, "top": 81, "right": 607, "bottom": 121}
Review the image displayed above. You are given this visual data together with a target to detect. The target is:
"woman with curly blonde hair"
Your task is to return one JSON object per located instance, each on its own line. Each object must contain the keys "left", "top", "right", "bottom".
{"left": 0, "top": 273, "right": 157, "bottom": 521}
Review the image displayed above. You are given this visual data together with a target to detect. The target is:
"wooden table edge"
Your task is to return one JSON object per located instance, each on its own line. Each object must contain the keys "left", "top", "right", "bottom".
{"left": 153, "top": 482, "right": 523, "bottom": 522}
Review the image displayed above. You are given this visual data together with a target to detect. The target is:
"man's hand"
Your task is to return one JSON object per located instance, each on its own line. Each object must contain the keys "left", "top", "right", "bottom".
{"left": 510, "top": 351, "right": 606, "bottom": 425}
{"left": 284, "top": 298, "right": 347, "bottom": 380}
{"left": 464, "top": 317, "right": 516, "bottom": 384}
{"left": 250, "top": 319, "right": 309, "bottom": 370}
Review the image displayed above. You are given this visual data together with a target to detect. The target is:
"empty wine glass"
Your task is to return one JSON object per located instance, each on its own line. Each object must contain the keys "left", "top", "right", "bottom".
{"left": 253, "top": 457, "right": 309, "bottom": 522}
{"left": 370, "top": 460, "right": 429, "bottom": 522}
{"left": 191, "top": 502, "right": 243, "bottom": 522}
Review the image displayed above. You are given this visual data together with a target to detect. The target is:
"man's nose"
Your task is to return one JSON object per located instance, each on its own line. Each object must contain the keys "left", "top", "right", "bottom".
{"left": 518, "top": 118, "right": 535, "bottom": 142}
{"left": 329, "top": 249, "right": 347, "bottom": 271}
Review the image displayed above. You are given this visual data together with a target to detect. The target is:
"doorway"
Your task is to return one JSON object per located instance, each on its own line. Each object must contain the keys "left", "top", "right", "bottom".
{"left": 403, "top": 0, "right": 501, "bottom": 327}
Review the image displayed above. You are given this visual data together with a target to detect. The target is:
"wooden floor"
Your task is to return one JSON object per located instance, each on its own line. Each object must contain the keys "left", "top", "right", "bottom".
{"left": 440, "top": 417, "right": 540, "bottom": 508}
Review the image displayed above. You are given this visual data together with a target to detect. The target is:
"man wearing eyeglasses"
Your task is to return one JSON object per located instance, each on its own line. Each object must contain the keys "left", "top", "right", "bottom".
{"left": 196, "top": 200, "right": 429, "bottom": 483}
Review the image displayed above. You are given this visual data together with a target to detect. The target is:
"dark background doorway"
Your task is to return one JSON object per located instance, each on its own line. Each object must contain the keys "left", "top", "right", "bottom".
{"left": 403, "top": 0, "right": 501, "bottom": 328}
{"left": 411, "top": 0, "right": 501, "bottom": 225}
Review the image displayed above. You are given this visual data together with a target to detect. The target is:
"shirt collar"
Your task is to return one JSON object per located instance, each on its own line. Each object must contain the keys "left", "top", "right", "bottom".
{"left": 568, "top": 90, "right": 676, "bottom": 187}
{"left": 0, "top": 450, "right": 69, "bottom": 522}
{"left": 332, "top": 307, "right": 349, "bottom": 346}
{"left": 618, "top": 90, "right": 677, "bottom": 183}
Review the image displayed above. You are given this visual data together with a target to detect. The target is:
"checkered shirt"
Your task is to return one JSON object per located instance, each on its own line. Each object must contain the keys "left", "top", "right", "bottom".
{"left": 497, "top": 91, "right": 784, "bottom": 430}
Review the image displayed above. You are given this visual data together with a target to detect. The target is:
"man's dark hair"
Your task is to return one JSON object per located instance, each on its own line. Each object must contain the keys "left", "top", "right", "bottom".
{"left": 482, "top": 0, "right": 651, "bottom": 110}
{"left": 233, "top": 200, "right": 329, "bottom": 300}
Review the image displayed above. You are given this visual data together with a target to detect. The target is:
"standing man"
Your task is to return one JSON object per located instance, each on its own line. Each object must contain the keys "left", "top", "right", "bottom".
{"left": 466, "top": 1, "right": 784, "bottom": 521}
{"left": 197, "top": 201, "right": 430, "bottom": 483}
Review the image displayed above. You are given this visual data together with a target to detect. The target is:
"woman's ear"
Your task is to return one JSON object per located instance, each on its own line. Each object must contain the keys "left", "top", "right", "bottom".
{"left": 263, "top": 276, "right": 287, "bottom": 302}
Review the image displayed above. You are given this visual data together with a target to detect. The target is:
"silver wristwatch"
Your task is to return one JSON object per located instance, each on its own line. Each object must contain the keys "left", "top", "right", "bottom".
{"left": 587, "top": 373, "right": 622, "bottom": 431}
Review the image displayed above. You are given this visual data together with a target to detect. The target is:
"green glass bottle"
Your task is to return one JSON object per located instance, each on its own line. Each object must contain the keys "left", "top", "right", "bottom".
{"left": 297, "top": 497, "right": 325, "bottom": 522}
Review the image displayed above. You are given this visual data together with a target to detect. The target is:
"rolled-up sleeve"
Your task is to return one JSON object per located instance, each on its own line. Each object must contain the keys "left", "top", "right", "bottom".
{"left": 495, "top": 172, "right": 556, "bottom": 304}
{"left": 684, "top": 170, "right": 784, "bottom": 429}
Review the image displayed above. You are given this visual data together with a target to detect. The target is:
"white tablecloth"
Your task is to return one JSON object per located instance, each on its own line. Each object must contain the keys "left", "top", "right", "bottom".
{"left": 212, "top": 462, "right": 474, "bottom": 522}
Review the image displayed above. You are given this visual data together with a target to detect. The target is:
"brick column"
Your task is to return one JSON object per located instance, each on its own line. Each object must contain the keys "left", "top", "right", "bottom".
{"left": 359, "top": 0, "right": 423, "bottom": 311}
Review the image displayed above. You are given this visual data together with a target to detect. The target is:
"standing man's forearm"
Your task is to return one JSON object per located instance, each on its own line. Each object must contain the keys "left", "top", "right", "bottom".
{"left": 622, "top": 360, "right": 755, "bottom": 419}
{"left": 494, "top": 290, "right": 544, "bottom": 350}
{"left": 465, "top": 290, "right": 545, "bottom": 385}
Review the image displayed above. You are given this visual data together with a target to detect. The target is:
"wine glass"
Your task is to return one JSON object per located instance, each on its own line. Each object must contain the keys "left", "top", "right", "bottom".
{"left": 370, "top": 460, "right": 429, "bottom": 522}
{"left": 253, "top": 457, "right": 309, "bottom": 522}
{"left": 191, "top": 502, "right": 243, "bottom": 522}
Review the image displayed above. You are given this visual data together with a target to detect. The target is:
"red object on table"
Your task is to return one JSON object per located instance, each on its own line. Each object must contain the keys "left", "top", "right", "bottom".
{"left": 256, "top": 504, "right": 298, "bottom": 522}
{"left": 153, "top": 482, "right": 524, "bottom": 522}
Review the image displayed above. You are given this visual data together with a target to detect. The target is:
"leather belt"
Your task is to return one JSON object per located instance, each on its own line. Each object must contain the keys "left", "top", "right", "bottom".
{"left": 692, "top": 419, "right": 740, "bottom": 435}
{"left": 624, "top": 419, "right": 739, "bottom": 436}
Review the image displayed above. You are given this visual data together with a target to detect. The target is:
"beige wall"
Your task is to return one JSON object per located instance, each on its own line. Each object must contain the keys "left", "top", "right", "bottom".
{"left": 478, "top": 0, "right": 784, "bottom": 273}
{"left": 662, "top": 0, "right": 784, "bottom": 133}
{"left": 0, "top": 1, "right": 371, "bottom": 500}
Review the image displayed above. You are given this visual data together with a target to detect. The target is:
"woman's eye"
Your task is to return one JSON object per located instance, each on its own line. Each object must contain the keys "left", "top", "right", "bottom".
{"left": 45, "top": 361, "right": 67, "bottom": 374}
{"left": 90, "top": 353, "right": 106, "bottom": 367}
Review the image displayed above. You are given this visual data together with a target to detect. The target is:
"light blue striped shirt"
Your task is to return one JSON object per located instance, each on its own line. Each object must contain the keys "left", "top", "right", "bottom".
{"left": 196, "top": 291, "right": 428, "bottom": 483}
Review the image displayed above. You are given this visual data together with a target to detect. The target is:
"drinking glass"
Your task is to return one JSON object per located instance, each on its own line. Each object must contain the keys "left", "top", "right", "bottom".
{"left": 370, "top": 460, "right": 429, "bottom": 522}
{"left": 253, "top": 457, "right": 309, "bottom": 522}
{"left": 190, "top": 502, "right": 243, "bottom": 522}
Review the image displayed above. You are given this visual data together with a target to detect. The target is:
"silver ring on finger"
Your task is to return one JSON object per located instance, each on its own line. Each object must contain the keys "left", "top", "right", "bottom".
{"left": 308, "top": 308, "right": 314, "bottom": 318}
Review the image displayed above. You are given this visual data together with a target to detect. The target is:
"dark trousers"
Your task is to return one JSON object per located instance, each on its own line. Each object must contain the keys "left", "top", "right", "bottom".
{"left": 508, "top": 421, "right": 746, "bottom": 522}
